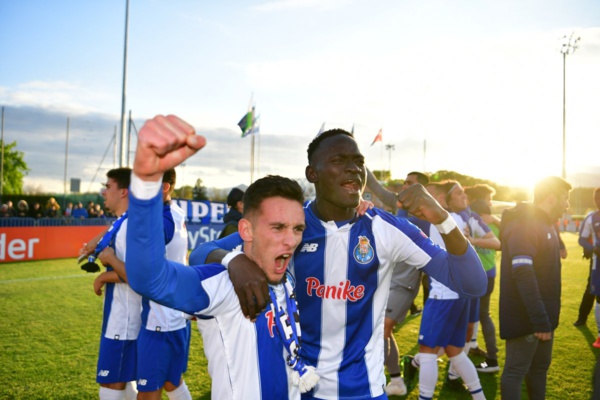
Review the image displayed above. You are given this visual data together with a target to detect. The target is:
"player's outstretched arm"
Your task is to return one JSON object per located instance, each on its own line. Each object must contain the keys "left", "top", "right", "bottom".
{"left": 126, "top": 115, "right": 212, "bottom": 314}
{"left": 133, "top": 115, "right": 206, "bottom": 181}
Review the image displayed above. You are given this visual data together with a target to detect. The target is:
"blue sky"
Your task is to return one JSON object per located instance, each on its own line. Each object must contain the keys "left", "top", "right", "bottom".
{"left": 1, "top": 0, "right": 600, "bottom": 195}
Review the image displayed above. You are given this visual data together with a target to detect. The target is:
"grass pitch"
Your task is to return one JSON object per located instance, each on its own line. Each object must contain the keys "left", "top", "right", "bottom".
{"left": 0, "top": 232, "right": 595, "bottom": 399}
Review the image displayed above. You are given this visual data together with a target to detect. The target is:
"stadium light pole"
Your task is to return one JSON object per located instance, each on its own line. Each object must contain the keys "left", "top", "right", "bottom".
{"left": 560, "top": 33, "right": 580, "bottom": 179}
{"left": 118, "top": 0, "right": 130, "bottom": 167}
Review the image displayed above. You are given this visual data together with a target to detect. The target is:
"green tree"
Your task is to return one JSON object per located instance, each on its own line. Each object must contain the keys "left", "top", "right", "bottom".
{"left": 428, "top": 169, "right": 528, "bottom": 203}
{"left": 193, "top": 178, "right": 208, "bottom": 201}
{"left": 1, "top": 141, "right": 29, "bottom": 195}
{"left": 372, "top": 170, "right": 390, "bottom": 181}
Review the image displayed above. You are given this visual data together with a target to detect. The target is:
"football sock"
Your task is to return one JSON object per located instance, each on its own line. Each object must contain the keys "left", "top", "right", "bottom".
{"left": 449, "top": 353, "right": 485, "bottom": 400}
{"left": 99, "top": 387, "right": 126, "bottom": 400}
{"left": 470, "top": 322, "right": 479, "bottom": 349}
{"left": 418, "top": 353, "right": 438, "bottom": 399}
{"left": 167, "top": 381, "right": 192, "bottom": 400}
{"left": 448, "top": 360, "right": 459, "bottom": 380}
{"left": 125, "top": 381, "right": 137, "bottom": 400}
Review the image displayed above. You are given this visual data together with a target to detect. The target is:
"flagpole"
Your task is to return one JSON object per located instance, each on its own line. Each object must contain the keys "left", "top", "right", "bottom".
{"left": 423, "top": 139, "right": 427, "bottom": 172}
{"left": 118, "top": 0, "right": 130, "bottom": 167}
{"left": 380, "top": 139, "right": 384, "bottom": 177}
{"left": 257, "top": 125, "right": 261, "bottom": 179}
{"left": 63, "top": 117, "right": 70, "bottom": 208}
{"left": 250, "top": 133, "right": 255, "bottom": 183}
{"left": 249, "top": 93, "right": 253, "bottom": 183}
{"left": 0, "top": 106, "right": 4, "bottom": 203}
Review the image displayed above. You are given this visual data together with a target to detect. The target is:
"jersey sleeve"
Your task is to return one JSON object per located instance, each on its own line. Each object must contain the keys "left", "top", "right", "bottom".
{"left": 579, "top": 214, "right": 595, "bottom": 252}
{"left": 163, "top": 204, "right": 175, "bottom": 245}
{"left": 127, "top": 190, "right": 228, "bottom": 315}
{"left": 189, "top": 232, "right": 244, "bottom": 265}
{"left": 379, "top": 211, "right": 486, "bottom": 298}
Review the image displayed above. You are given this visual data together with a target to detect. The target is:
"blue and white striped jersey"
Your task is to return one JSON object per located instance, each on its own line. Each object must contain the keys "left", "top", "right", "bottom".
{"left": 126, "top": 189, "right": 301, "bottom": 400}
{"left": 192, "top": 204, "right": 486, "bottom": 399}
{"left": 140, "top": 202, "right": 188, "bottom": 332}
{"left": 102, "top": 219, "right": 142, "bottom": 340}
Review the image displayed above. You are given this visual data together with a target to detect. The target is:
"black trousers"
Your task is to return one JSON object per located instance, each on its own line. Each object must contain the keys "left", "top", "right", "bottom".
{"left": 577, "top": 261, "right": 595, "bottom": 322}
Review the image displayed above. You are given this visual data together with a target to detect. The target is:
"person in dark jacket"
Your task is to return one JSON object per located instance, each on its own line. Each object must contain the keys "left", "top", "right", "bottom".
{"left": 218, "top": 187, "right": 244, "bottom": 239}
{"left": 499, "top": 176, "right": 571, "bottom": 400}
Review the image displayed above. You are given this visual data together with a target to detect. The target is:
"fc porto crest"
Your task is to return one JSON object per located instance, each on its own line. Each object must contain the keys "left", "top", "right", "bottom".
{"left": 353, "top": 235, "right": 374, "bottom": 264}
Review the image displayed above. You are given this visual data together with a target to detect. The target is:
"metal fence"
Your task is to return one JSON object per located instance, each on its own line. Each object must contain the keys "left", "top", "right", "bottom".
{"left": 0, "top": 218, "right": 115, "bottom": 227}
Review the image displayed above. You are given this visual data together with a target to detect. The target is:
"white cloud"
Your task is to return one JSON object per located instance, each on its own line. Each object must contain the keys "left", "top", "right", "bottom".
{"left": 0, "top": 80, "right": 115, "bottom": 116}
{"left": 253, "top": 0, "right": 350, "bottom": 12}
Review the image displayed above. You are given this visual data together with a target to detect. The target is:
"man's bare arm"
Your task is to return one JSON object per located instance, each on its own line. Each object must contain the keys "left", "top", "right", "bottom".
{"left": 397, "top": 184, "right": 468, "bottom": 255}
{"left": 205, "top": 249, "right": 269, "bottom": 321}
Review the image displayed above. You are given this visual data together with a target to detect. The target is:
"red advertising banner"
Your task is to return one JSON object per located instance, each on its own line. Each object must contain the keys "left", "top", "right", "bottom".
{"left": 0, "top": 226, "right": 107, "bottom": 263}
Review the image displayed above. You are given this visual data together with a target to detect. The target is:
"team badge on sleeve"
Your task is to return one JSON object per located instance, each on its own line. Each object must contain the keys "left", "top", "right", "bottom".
{"left": 353, "top": 236, "right": 374, "bottom": 264}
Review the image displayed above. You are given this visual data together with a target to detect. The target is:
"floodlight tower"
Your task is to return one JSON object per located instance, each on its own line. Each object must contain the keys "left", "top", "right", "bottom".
{"left": 560, "top": 33, "right": 580, "bottom": 179}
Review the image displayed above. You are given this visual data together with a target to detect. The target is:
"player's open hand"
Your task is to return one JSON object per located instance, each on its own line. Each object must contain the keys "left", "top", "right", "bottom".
{"left": 355, "top": 198, "right": 374, "bottom": 216}
{"left": 134, "top": 115, "right": 206, "bottom": 181}
{"left": 397, "top": 184, "right": 449, "bottom": 224}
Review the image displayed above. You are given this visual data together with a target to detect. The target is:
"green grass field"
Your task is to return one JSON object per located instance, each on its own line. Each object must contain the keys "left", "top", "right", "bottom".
{"left": 0, "top": 232, "right": 596, "bottom": 399}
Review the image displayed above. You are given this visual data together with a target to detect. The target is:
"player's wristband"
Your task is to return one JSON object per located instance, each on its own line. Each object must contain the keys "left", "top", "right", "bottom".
{"left": 221, "top": 250, "right": 244, "bottom": 269}
{"left": 434, "top": 215, "right": 457, "bottom": 235}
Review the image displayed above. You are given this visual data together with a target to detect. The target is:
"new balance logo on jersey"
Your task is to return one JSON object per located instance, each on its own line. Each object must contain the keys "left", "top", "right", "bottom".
{"left": 138, "top": 379, "right": 148, "bottom": 386}
{"left": 300, "top": 243, "right": 319, "bottom": 252}
{"left": 306, "top": 277, "right": 365, "bottom": 301}
{"left": 98, "top": 370, "right": 110, "bottom": 377}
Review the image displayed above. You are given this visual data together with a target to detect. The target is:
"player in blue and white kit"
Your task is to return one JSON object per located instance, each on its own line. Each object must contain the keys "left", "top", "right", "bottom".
{"left": 92, "top": 167, "right": 142, "bottom": 400}
{"left": 579, "top": 188, "right": 600, "bottom": 347}
{"left": 194, "top": 129, "right": 487, "bottom": 400}
{"left": 122, "top": 114, "right": 318, "bottom": 400}
{"left": 404, "top": 182, "right": 485, "bottom": 400}
{"left": 101, "top": 168, "right": 193, "bottom": 400}
{"left": 442, "top": 180, "right": 499, "bottom": 384}
{"left": 365, "top": 168, "right": 429, "bottom": 396}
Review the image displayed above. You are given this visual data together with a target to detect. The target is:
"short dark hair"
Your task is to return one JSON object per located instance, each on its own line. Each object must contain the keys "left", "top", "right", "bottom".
{"left": 407, "top": 171, "right": 429, "bottom": 185}
{"left": 307, "top": 129, "right": 354, "bottom": 164}
{"left": 533, "top": 176, "right": 572, "bottom": 204}
{"left": 227, "top": 188, "right": 245, "bottom": 208}
{"left": 437, "top": 180, "right": 460, "bottom": 197}
{"left": 243, "top": 175, "right": 304, "bottom": 216}
{"left": 465, "top": 184, "right": 496, "bottom": 201}
{"left": 106, "top": 167, "right": 132, "bottom": 189}
{"left": 163, "top": 168, "right": 176, "bottom": 188}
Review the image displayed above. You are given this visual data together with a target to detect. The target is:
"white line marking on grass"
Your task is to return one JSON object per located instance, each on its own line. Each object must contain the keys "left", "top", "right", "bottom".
{"left": 0, "top": 274, "right": 92, "bottom": 284}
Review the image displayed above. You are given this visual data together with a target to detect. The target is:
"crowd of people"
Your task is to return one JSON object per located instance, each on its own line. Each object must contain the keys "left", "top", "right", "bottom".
{"left": 0, "top": 198, "right": 111, "bottom": 219}
{"left": 83, "top": 113, "right": 596, "bottom": 400}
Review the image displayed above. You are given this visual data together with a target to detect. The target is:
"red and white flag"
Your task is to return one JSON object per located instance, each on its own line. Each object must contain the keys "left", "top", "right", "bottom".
{"left": 370, "top": 129, "right": 382, "bottom": 146}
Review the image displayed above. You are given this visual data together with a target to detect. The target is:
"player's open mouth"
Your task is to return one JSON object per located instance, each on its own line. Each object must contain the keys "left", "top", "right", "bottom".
{"left": 275, "top": 253, "right": 291, "bottom": 273}
{"left": 341, "top": 179, "right": 361, "bottom": 194}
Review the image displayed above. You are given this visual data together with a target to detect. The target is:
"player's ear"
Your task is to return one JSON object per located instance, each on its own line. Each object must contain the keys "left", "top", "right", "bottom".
{"left": 238, "top": 218, "right": 253, "bottom": 242}
{"left": 306, "top": 165, "right": 317, "bottom": 183}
